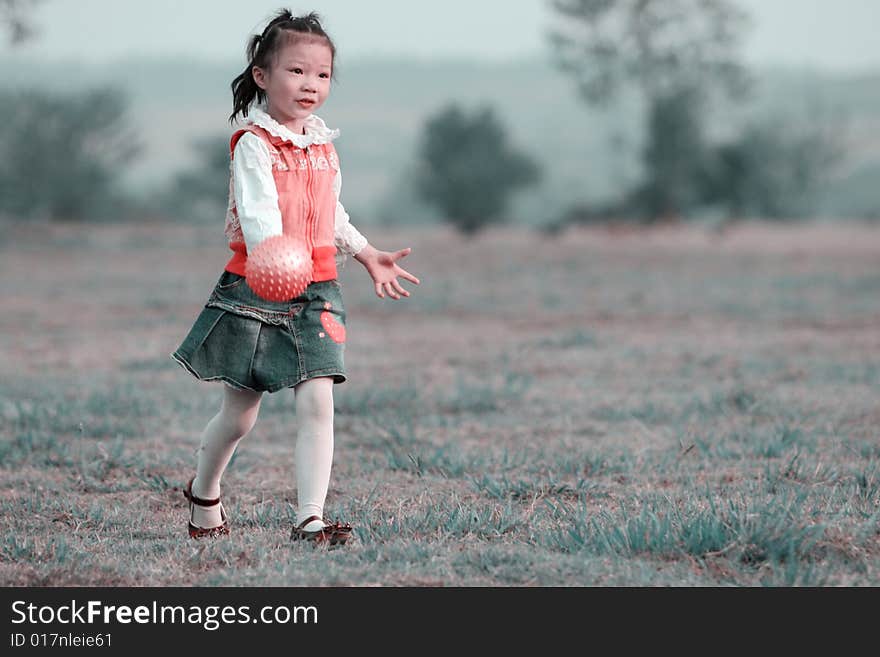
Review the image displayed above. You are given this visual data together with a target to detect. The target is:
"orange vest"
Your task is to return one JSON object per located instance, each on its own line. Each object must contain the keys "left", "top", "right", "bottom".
{"left": 224, "top": 124, "right": 339, "bottom": 282}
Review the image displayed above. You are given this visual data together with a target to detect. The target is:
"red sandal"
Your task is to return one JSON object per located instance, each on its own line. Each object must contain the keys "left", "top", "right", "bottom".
{"left": 290, "top": 515, "right": 352, "bottom": 546}
{"left": 183, "top": 476, "right": 230, "bottom": 539}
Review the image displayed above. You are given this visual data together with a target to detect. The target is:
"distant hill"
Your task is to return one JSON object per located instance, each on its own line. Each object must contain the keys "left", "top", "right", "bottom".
{"left": 2, "top": 53, "right": 878, "bottom": 223}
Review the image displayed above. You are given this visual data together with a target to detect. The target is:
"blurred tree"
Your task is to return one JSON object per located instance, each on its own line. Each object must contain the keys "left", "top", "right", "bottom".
{"left": 1, "top": 0, "right": 45, "bottom": 45}
{"left": 701, "top": 117, "right": 842, "bottom": 220}
{"left": 548, "top": 0, "right": 752, "bottom": 222}
{"left": 549, "top": 0, "right": 751, "bottom": 106}
{"left": 158, "top": 135, "right": 230, "bottom": 223}
{"left": 0, "top": 86, "right": 141, "bottom": 221}
{"left": 414, "top": 103, "right": 541, "bottom": 235}
{"left": 634, "top": 86, "right": 712, "bottom": 220}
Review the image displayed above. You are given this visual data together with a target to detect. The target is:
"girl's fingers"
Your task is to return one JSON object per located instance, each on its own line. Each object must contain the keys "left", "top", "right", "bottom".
{"left": 398, "top": 268, "right": 420, "bottom": 285}
{"left": 390, "top": 248, "right": 411, "bottom": 262}
{"left": 391, "top": 279, "right": 410, "bottom": 297}
{"left": 384, "top": 282, "right": 400, "bottom": 300}
{"left": 374, "top": 282, "right": 384, "bottom": 298}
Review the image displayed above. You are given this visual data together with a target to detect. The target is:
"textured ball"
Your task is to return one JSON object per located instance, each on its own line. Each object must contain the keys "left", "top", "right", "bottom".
{"left": 245, "top": 234, "right": 313, "bottom": 302}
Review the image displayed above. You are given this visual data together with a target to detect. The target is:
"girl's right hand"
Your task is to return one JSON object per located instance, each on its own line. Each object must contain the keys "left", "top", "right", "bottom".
{"left": 355, "top": 244, "right": 421, "bottom": 300}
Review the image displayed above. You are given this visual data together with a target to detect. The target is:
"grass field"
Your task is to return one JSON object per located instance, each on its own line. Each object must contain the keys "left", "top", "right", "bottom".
{"left": 1, "top": 219, "right": 878, "bottom": 586}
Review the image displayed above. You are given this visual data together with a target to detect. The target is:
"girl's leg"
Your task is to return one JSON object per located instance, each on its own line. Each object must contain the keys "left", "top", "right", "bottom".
{"left": 190, "top": 383, "right": 263, "bottom": 528}
{"left": 293, "top": 376, "right": 335, "bottom": 532}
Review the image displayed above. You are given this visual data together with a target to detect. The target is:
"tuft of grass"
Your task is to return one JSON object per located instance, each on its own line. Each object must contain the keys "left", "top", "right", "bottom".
{"left": 1, "top": 430, "right": 74, "bottom": 468}
{"left": 758, "top": 557, "right": 828, "bottom": 587}
{"left": 334, "top": 380, "right": 421, "bottom": 416}
{"left": 857, "top": 443, "right": 880, "bottom": 459}
{"left": 753, "top": 424, "right": 811, "bottom": 458}
{"left": 136, "top": 471, "right": 172, "bottom": 493}
{"left": 681, "top": 385, "right": 760, "bottom": 422}
{"left": 762, "top": 450, "right": 831, "bottom": 491}
{"left": 241, "top": 500, "right": 294, "bottom": 529}
{"left": 735, "top": 493, "right": 826, "bottom": 567}
{"left": 591, "top": 400, "right": 676, "bottom": 425}
{"left": 534, "top": 328, "right": 598, "bottom": 349}
{"left": 441, "top": 372, "right": 532, "bottom": 414}
{"left": 74, "top": 435, "right": 138, "bottom": 486}
{"left": 2, "top": 534, "right": 36, "bottom": 562}
{"left": 469, "top": 473, "right": 595, "bottom": 502}
{"left": 852, "top": 464, "right": 880, "bottom": 513}
{"left": 450, "top": 545, "right": 540, "bottom": 585}
{"left": 344, "top": 495, "right": 521, "bottom": 544}
{"left": 2, "top": 382, "right": 156, "bottom": 442}
{"left": 541, "top": 490, "right": 827, "bottom": 569}
{"left": 543, "top": 448, "right": 632, "bottom": 476}
{"left": 381, "top": 444, "right": 500, "bottom": 479}
{"left": 1, "top": 534, "right": 72, "bottom": 565}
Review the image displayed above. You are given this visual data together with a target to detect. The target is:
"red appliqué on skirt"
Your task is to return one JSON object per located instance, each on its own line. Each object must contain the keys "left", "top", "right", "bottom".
{"left": 320, "top": 311, "right": 346, "bottom": 343}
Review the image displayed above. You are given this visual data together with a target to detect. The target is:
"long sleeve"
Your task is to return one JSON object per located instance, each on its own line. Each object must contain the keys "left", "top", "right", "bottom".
{"left": 333, "top": 169, "right": 369, "bottom": 257}
{"left": 232, "top": 132, "right": 282, "bottom": 251}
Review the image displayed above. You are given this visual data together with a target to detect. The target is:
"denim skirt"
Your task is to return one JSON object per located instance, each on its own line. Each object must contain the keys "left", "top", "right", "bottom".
{"left": 171, "top": 270, "right": 347, "bottom": 393}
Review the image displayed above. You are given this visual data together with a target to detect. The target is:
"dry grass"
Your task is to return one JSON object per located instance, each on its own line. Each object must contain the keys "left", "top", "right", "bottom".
{"left": 1, "top": 218, "right": 878, "bottom": 586}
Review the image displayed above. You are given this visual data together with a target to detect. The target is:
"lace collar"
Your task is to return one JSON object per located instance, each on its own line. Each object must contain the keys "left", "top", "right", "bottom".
{"left": 247, "top": 105, "right": 340, "bottom": 147}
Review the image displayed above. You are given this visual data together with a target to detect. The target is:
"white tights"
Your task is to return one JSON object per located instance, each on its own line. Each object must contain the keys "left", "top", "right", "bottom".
{"left": 190, "top": 377, "right": 335, "bottom": 532}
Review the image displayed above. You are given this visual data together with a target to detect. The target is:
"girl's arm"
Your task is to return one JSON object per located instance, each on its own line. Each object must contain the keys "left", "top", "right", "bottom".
{"left": 331, "top": 168, "right": 419, "bottom": 299}
{"left": 333, "top": 169, "right": 369, "bottom": 257}
{"left": 232, "top": 133, "right": 283, "bottom": 251}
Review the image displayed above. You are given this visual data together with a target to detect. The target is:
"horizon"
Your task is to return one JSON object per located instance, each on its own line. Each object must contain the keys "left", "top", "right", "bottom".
{"left": 6, "top": 49, "right": 880, "bottom": 80}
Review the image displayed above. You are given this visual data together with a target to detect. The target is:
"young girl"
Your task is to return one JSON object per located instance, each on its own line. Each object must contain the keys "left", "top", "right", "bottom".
{"left": 170, "top": 9, "right": 419, "bottom": 545}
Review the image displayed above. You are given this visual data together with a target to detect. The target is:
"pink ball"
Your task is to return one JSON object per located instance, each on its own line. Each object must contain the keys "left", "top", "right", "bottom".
{"left": 245, "top": 234, "right": 313, "bottom": 302}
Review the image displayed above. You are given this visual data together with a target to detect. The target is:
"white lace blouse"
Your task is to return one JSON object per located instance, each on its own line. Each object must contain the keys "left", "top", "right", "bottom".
{"left": 231, "top": 107, "right": 369, "bottom": 264}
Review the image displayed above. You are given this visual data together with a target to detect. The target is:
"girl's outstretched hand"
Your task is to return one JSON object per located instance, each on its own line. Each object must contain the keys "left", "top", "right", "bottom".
{"left": 354, "top": 244, "right": 420, "bottom": 300}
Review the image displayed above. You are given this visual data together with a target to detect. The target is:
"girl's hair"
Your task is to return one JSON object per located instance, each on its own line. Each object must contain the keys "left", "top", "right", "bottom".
{"left": 229, "top": 9, "right": 337, "bottom": 124}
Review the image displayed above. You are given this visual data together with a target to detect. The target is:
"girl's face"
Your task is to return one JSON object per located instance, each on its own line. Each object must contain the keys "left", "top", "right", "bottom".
{"left": 252, "top": 38, "right": 333, "bottom": 131}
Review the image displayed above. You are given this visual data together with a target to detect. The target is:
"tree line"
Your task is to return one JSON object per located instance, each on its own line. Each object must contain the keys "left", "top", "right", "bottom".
{"left": 0, "top": 0, "right": 856, "bottom": 231}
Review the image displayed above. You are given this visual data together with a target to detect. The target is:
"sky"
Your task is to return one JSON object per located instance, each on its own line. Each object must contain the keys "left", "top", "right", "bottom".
{"left": 5, "top": 0, "right": 880, "bottom": 74}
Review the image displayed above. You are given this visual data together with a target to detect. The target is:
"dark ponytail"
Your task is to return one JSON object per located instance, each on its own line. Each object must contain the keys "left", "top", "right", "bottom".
{"left": 229, "top": 9, "right": 337, "bottom": 125}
